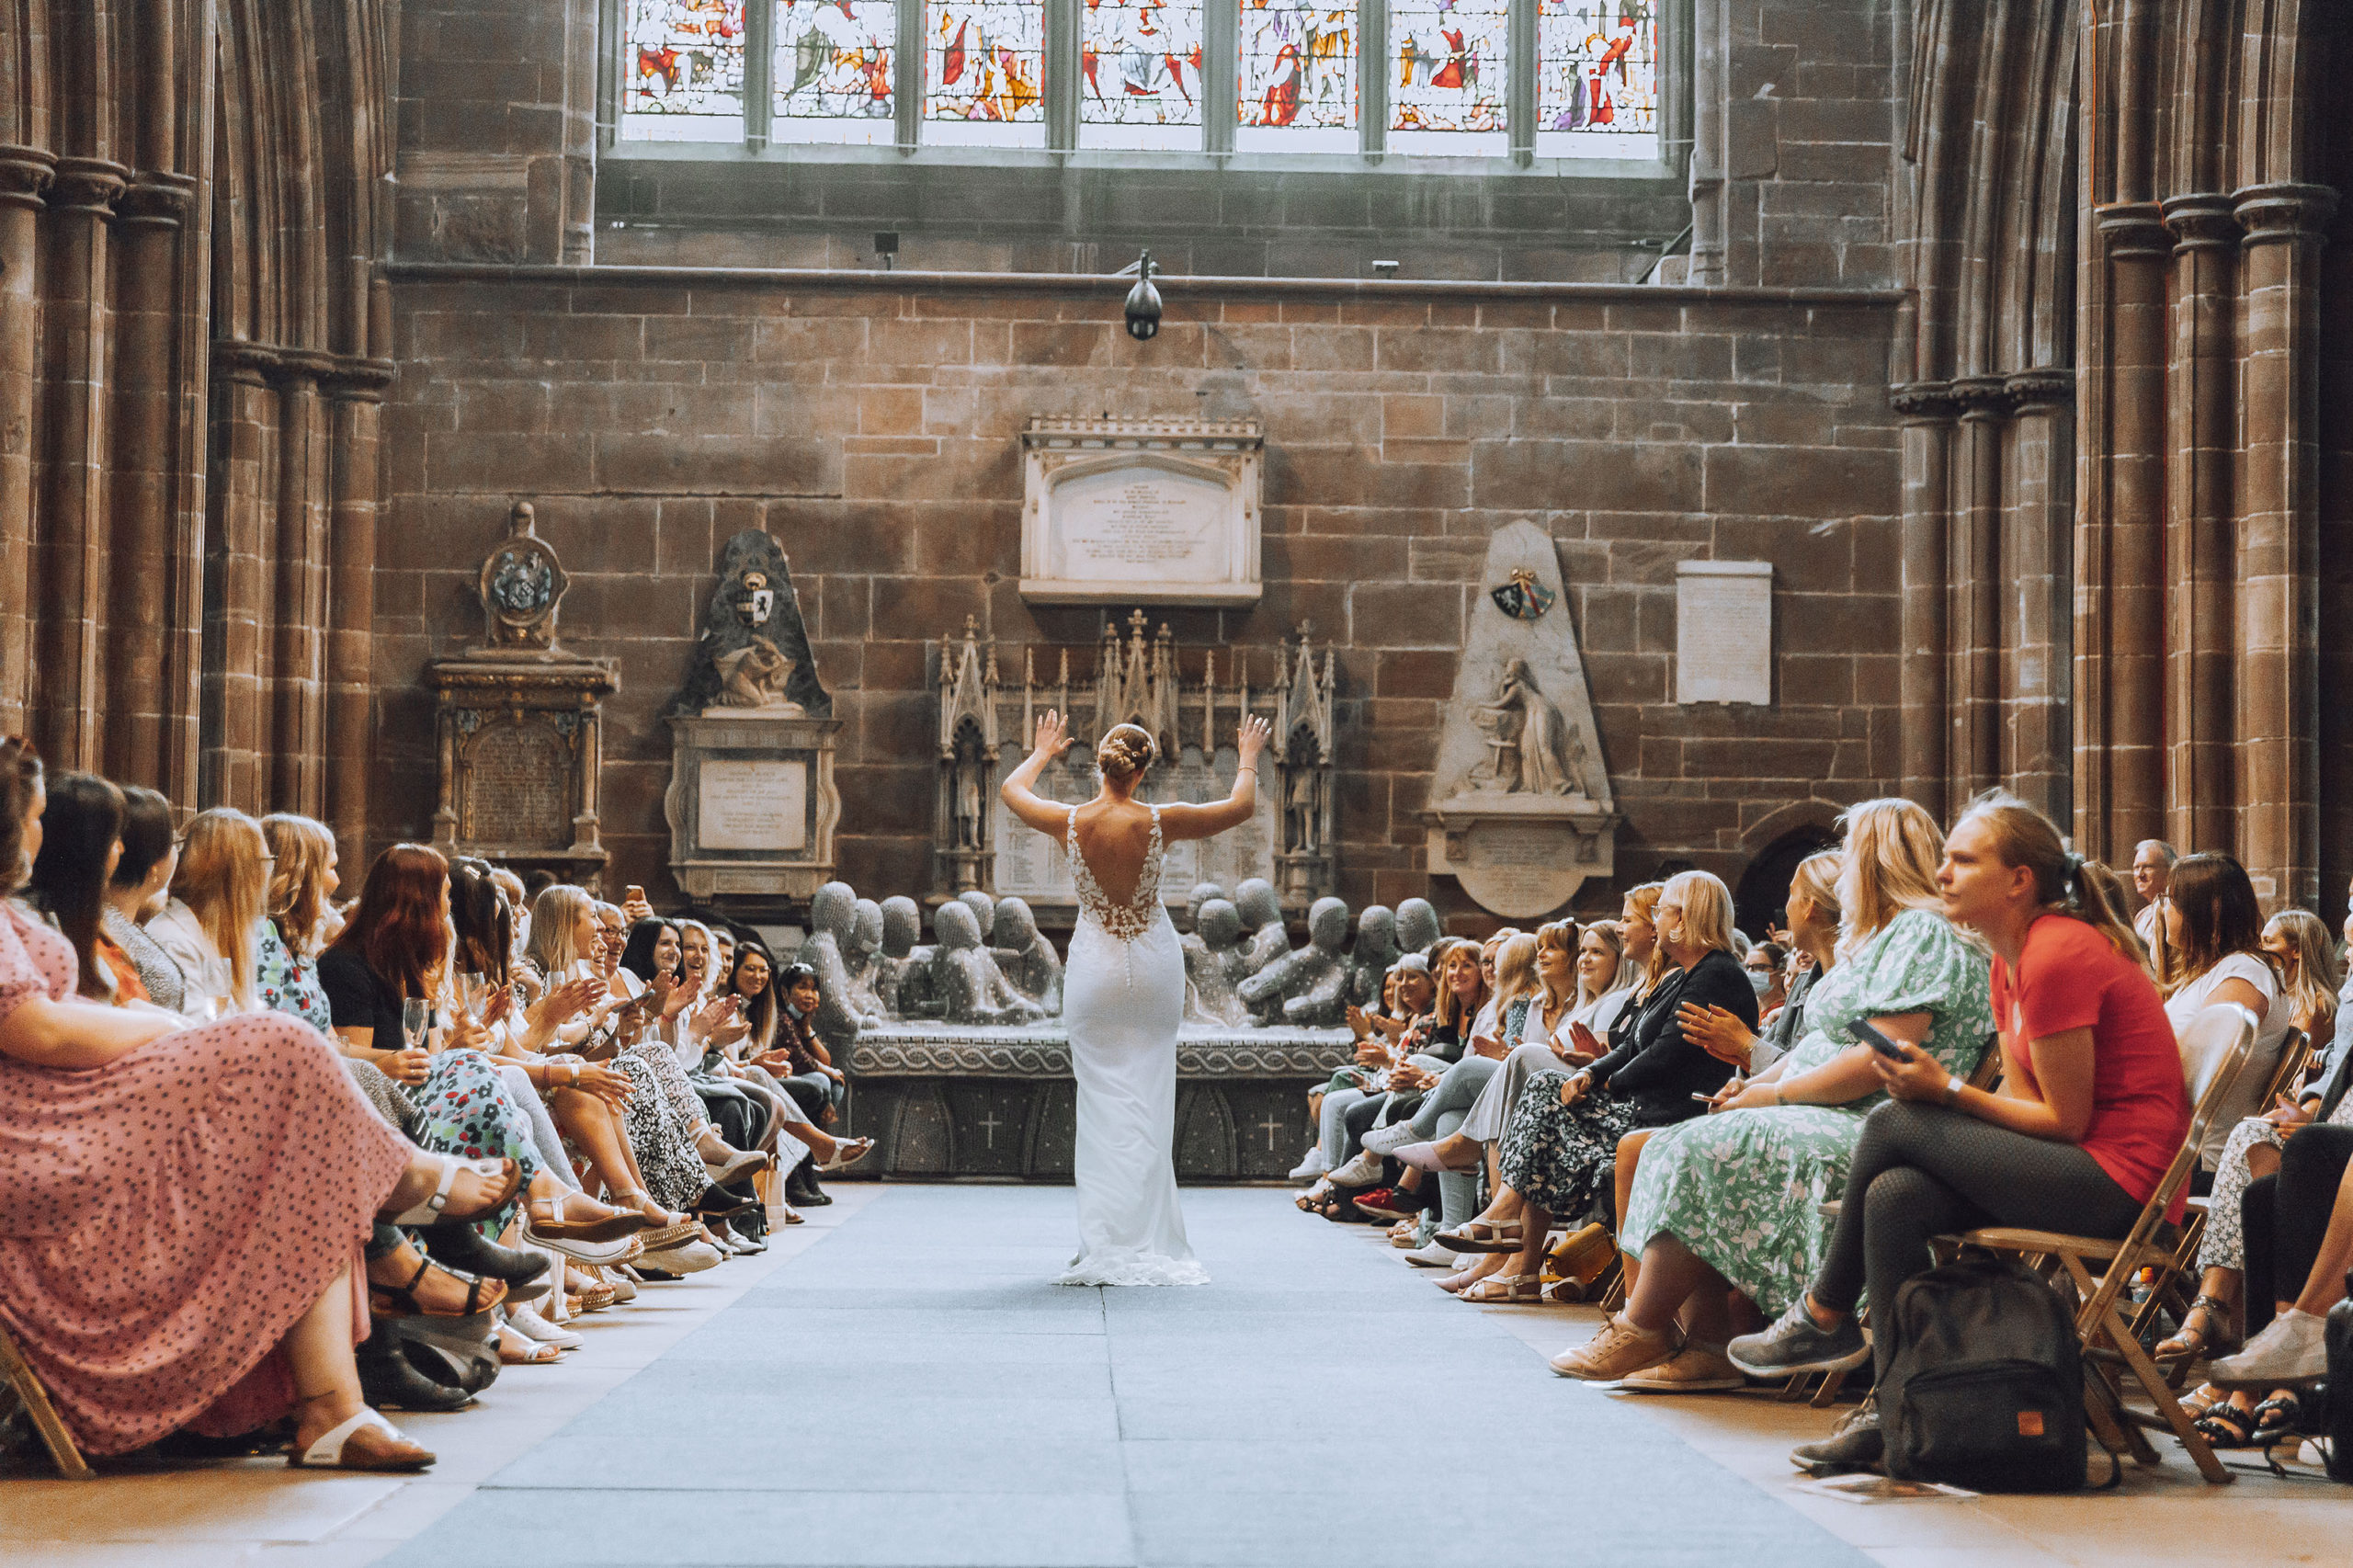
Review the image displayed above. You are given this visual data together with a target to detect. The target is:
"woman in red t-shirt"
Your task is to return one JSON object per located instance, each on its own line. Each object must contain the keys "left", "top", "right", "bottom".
{"left": 1727, "top": 790, "right": 2188, "bottom": 1471}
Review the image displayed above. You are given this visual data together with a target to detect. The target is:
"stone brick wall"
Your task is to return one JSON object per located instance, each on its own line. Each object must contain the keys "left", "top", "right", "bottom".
{"left": 374, "top": 268, "right": 1904, "bottom": 924}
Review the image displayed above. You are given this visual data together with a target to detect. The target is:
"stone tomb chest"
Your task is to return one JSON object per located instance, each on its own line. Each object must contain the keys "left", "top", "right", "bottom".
{"left": 845, "top": 1022, "right": 1351, "bottom": 1182}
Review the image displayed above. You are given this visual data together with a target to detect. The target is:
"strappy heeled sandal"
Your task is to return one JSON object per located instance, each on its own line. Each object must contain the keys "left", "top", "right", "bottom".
{"left": 289, "top": 1408, "right": 435, "bottom": 1472}
{"left": 1460, "top": 1274, "right": 1544, "bottom": 1303}
{"left": 2155, "top": 1293, "right": 2236, "bottom": 1363}
{"left": 495, "top": 1319, "right": 563, "bottom": 1365}
{"left": 389, "top": 1154, "right": 522, "bottom": 1228}
{"left": 815, "top": 1137, "right": 874, "bottom": 1173}
{"left": 371, "top": 1254, "right": 505, "bottom": 1319}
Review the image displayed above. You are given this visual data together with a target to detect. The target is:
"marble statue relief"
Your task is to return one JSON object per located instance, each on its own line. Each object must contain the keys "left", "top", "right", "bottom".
{"left": 1236, "top": 896, "right": 1352, "bottom": 1027}
{"left": 1182, "top": 899, "right": 1251, "bottom": 1027}
{"left": 927, "top": 901, "right": 1045, "bottom": 1025}
{"left": 1343, "top": 904, "right": 1401, "bottom": 1007}
{"left": 991, "top": 896, "right": 1063, "bottom": 1016}
{"left": 1468, "top": 657, "right": 1584, "bottom": 797}
{"left": 1234, "top": 879, "right": 1288, "bottom": 976}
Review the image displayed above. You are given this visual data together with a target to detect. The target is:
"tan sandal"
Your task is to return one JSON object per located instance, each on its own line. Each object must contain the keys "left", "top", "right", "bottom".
{"left": 1460, "top": 1274, "right": 1543, "bottom": 1303}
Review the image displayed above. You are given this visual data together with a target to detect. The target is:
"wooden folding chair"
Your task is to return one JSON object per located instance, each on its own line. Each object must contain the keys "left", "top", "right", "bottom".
{"left": 1938, "top": 1001, "right": 2258, "bottom": 1485}
{"left": 0, "top": 1322, "right": 92, "bottom": 1480}
{"left": 2132, "top": 1028, "right": 2311, "bottom": 1362}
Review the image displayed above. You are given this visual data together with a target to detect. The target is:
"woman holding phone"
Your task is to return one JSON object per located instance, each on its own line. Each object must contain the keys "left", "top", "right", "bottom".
{"left": 1557, "top": 802, "right": 1988, "bottom": 1390}
{"left": 1730, "top": 790, "right": 2186, "bottom": 1473}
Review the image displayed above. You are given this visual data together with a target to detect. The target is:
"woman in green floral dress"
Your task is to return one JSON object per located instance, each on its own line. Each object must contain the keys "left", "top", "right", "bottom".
{"left": 1548, "top": 799, "right": 1997, "bottom": 1391}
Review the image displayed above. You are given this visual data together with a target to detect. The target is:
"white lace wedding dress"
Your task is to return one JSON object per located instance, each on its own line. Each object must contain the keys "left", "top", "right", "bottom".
{"left": 1054, "top": 804, "right": 1209, "bottom": 1286}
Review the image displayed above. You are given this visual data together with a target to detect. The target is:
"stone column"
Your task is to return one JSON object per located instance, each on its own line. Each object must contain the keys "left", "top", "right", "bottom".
{"left": 2233, "top": 182, "right": 2337, "bottom": 910}
{"left": 0, "top": 147, "right": 53, "bottom": 738}
{"left": 106, "top": 173, "right": 198, "bottom": 788}
{"left": 1893, "top": 382, "right": 1955, "bottom": 821}
{"left": 204, "top": 341, "right": 280, "bottom": 812}
{"left": 323, "top": 358, "right": 394, "bottom": 863}
{"left": 1949, "top": 375, "right": 2011, "bottom": 806}
{"left": 2083, "top": 204, "right": 2171, "bottom": 862}
{"left": 2004, "top": 369, "right": 2075, "bottom": 822}
{"left": 2160, "top": 193, "right": 2240, "bottom": 858}
{"left": 32, "top": 158, "right": 129, "bottom": 772}
{"left": 271, "top": 351, "right": 333, "bottom": 814}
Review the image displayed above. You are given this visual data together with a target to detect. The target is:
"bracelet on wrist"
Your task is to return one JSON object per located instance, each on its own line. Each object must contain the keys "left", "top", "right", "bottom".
{"left": 1942, "top": 1072, "right": 1964, "bottom": 1106}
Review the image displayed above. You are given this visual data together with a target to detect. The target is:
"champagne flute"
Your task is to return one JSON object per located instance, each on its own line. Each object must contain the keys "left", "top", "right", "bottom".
{"left": 402, "top": 996, "right": 429, "bottom": 1051}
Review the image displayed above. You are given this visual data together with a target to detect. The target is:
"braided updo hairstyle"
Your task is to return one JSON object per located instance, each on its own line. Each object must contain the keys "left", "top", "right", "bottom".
{"left": 1097, "top": 723, "right": 1157, "bottom": 781}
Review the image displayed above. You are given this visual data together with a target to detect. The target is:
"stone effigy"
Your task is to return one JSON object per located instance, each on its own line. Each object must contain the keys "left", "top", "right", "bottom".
{"left": 1236, "top": 896, "right": 1352, "bottom": 1027}
{"left": 990, "top": 896, "right": 1063, "bottom": 1016}
{"left": 1343, "top": 904, "right": 1401, "bottom": 1007}
{"left": 1234, "top": 879, "right": 1288, "bottom": 975}
{"left": 874, "top": 895, "right": 930, "bottom": 1017}
{"left": 844, "top": 897, "right": 885, "bottom": 1016}
{"left": 1396, "top": 896, "right": 1442, "bottom": 956}
{"left": 1182, "top": 898, "right": 1251, "bottom": 1027}
{"left": 958, "top": 888, "right": 996, "bottom": 943}
{"left": 927, "top": 900, "right": 1044, "bottom": 1025}
{"left": 795, "top": 881, "right": 883, "bottom": 1052}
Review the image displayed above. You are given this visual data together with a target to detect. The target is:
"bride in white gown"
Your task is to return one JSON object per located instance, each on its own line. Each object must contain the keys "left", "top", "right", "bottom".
{"left": 1001, "top": 709, "right": 1271, "bottom": 1286}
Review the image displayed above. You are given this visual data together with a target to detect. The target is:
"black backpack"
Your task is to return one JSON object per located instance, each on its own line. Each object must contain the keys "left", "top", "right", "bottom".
{"left": 1879, "top": 1255, "right": 2088, "bottom": 1492}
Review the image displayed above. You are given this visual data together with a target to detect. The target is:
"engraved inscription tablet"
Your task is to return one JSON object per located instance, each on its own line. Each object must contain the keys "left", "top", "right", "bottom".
{"left": 699, "top": 758, "right": 808, "bottom": 852}
{"left": 1676, "top": 561, "right": 1773, "bottom": 706}
{"left": 1049, "top": 465, "right": 1233, "bottom": 582}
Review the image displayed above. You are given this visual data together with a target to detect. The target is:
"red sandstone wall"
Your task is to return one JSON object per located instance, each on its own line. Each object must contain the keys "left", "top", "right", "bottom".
{"left": 374, "top": 273, "right": 1902, "bottom": 923}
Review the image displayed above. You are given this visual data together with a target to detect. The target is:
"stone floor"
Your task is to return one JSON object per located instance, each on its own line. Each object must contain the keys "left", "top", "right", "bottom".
{"left": 3, "top": 1185, "right": 2341, "bottom": 1567}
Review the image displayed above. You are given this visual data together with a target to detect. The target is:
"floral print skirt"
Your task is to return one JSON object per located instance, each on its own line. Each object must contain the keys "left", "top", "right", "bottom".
{"left": 618, "top": 1044, "right": 710, "bottom": 1211}
{"left": 1495, "top": 1070, "right": 1641, "bottom": 1220}
{"left": 410, "top": 1050, "right": 544, "bottom": 1235}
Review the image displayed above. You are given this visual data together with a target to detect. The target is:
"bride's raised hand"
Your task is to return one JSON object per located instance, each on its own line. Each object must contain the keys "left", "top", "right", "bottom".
{"left": 1033, "top": 709, "right": 1075, "bottom": 763}
{"left": 1236, "top": 713, "right": 1271, "bottom": 765}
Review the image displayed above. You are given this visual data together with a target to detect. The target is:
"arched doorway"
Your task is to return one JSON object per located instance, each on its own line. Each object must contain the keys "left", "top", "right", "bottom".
{"left": 1735, "top": 827, "right": 1837, "bottom": 943}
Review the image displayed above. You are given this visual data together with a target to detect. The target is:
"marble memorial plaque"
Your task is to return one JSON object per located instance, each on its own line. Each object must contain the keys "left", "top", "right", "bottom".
{"left": 1451, "top": 821, "right": 1586, "bottom": 919}
{"left": 699, "top": 758, "right": 807, "bottom": 851}
{"left": 1020, "top": 418, "right": 1262, "bottom": 607}
{"left": 1676, "top": 561, "right": 1773, "bottom": 706}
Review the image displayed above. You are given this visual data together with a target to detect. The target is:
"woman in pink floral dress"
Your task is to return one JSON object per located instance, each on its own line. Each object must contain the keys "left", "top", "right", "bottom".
{"left": 0, "top": 740, "right": 513, "bottom": 1471}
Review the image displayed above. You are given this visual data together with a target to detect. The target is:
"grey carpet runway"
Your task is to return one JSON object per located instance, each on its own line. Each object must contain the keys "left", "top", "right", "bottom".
{"left": 378, "top": 1186, "right": 1870, "bottom": 1567}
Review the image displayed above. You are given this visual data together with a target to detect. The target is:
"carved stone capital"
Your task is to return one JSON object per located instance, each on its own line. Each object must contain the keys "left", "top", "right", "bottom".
{"left": 320, "top": 357, "right": 399, "bottom": 403}
{"left": 1889, "top": 381, "right": 1960, "bottom": 422}
{"left": 1950, "top": 374, "right": 2014, "bottom": 420}
{"left": 2095, "top": 200, "right": 2171, "bottom": 260}
{"left": 47, "top": 157, "right": 130, "bottom": 216}
{"left": 116, "top": 172, "right": 198, "bottom": 231}
{"left": 2003, "top": 368, "right": 2075, "bottom": 413}
{"left": 0, "top": 145, "right": 56, "bottom": 210}
{"left": 210, "top": 338, "right": 282, "bottom": 387}
{"left": 272, "top": 347, "right": 340, "bottom": 390}
{"left": 2160, "top": 192, "right": 2240, "bottom": 254}
{"left": 2233, "top": 182, "right": 2340, "bottom": 247}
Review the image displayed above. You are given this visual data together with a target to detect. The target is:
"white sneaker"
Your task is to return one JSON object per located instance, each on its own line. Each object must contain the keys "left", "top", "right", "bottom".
{"left": 1327, "top": 1150, "right": 1384, "bottom": 1187}
{"left": 1403, "top": 1240, "right": 1461, "bottom": 1267}
{"left": 638, "top": 1240, "right": 724, "bottom": 1275}
{"left": 507, "top": 1304, "right": 585, "bottom": 1350}
{"left": 2208, "top": 1309, "right": 2329, "bottom": 1385}
{"left": 1361, "top": 1121, "right": 1425, "bottom": 1157}
{"left": 1288, "top": 1147, "right": 1330, "bottom": 1182}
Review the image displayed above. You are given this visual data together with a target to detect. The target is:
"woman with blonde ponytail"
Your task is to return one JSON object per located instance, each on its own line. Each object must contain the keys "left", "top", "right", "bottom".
{"left": 146, "top": 809, "right": 270, "bottom": 1017}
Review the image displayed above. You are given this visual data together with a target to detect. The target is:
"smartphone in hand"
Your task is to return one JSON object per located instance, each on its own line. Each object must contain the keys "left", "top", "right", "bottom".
{"left": 1847, "top": 1018, "right": 1915, "bottom": 1062}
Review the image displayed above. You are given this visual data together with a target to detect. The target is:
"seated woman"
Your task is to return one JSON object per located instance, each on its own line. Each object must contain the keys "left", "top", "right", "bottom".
{"left": 1555, "top": 802, "right": 1991, "bottom": 1388}
{"left": 2205, "top": 1119, "right": 2353, "bottom": 1397}
{"left": 1298, "top": 956, "right": 1432, "bottom": 1185}
{"left": 320, "top": 847, "right": 647, "bottom": 1278}
{"left": 1361, "top": 930, "right": 1552, "bottom": 1231}
{"left": 1325, "top": 940, "right": 1485, "bottom": 1189}
{"left": 1730, "top": 790, "right": 2187, "bottom": 1474}
{"left": 23, "top": 771, "right": 132, "bottom": 1001}
{"left": 257, "top": 812, "right": 339, "bottom": 1032}
{"left": 2165, "top": 906, "right": 2347, "bottom": 1444}
{"left": 100, "top": 785, "right": 186, "bottom": 1012}
{"left": 2157, "top": 853, "right": 2293, "bottom": 1176}
{"left": 0, "top": 739, "right": 518, "bottom": 1471}
{"left": 146, "top": 807, "right": 269, "bottom": 1018}
{"left": 1455, "top": 872, "right": 1756, "bottom": 1302}
{"left": 1421, "top": 889, "right": 1665, "bottom": 1287}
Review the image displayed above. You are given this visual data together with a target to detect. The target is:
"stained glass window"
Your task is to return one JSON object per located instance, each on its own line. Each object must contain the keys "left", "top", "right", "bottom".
{"left": 1388, "top": 0, "right": 1506, "bottom": 153}
{"left": 1236, "top": 0, "right": 1357, "bottom": 152}
{"left": 925, "top": 0, "right": 1047, "bottom": 144}
{"left": 773, "top": 0, "right": 897, "bottom": 142}
{"left": 1083, "top": 0, "right": 1206, "bottom": 150}
{"left": 1536, "top": 0, "right": 1658, "bottom": 156}
{"left": 622, "top": 0, "right": 748, "bottom": 140}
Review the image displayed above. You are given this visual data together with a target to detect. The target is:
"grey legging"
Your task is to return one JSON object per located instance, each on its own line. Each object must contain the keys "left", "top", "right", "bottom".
{"left": 1404, "top": 1054, "right": 1500, "bottom": 1226}
{"left": 1812, "top": 1100, "right": 2143, "bottom": 1385}
{"left": 1459, "top": 1042, "right": 1571, "bottom": 1143}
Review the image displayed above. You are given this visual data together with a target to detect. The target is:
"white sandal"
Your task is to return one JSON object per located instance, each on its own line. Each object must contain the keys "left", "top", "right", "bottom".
{"left": 815, "top": 1137, "right": 874, "bottom": 1173}
{"left": 390, "top": 1154, "right": 518, "bottom": 1228}
{"left": 289, "top": 1408, "right": 435, "bottom": 1471}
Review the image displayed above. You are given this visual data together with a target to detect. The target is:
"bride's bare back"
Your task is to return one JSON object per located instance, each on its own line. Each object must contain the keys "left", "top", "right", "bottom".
{"left": 1001, "top": 710, "right": 1272, "bottom": 908}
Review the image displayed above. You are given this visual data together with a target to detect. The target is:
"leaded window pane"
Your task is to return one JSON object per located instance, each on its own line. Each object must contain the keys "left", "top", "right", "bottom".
{"left": 1536, "top": 0, "right": 1660, "bottom": 156}
{"left": 1083, "top": 0, "right": 1207, "bottom": 149}
{"left": 773, "top": 0, "right": 899, "bottom": 143}
{"left": 925, "top": 0, "right": 1049, "bottom": 144}
{"left": 1236, "top": 0, "right": 1357, "bottom": 152}
{"left": 1387, "top": 0, "right": 1507, "bottom": 153}
{"left": 622, "top": 0, "right": 749, "bottom": 140}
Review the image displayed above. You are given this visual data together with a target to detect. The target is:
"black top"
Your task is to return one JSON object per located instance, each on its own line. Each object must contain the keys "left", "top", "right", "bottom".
{"left": 318, "top": 947, "right": 415, "bottom": 1047}
{"left": 1588, "top": 948, "right": 1756, "bottom": 1125}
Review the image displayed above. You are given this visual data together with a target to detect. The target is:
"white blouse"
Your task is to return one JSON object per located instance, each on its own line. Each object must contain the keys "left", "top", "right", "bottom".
{"left": 2165, "top": 951, "right": 2293, "bottom": 1166}
{"left": 143, "top": 899, "right": 240, "bottom": 1019}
